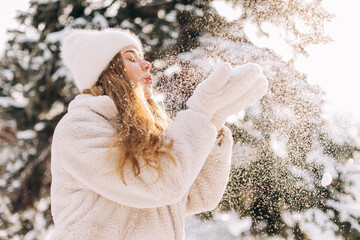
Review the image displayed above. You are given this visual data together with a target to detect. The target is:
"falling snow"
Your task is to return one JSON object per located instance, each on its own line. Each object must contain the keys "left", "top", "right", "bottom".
{"left": 0, "top": 0, "right": 359, "bottom": 239}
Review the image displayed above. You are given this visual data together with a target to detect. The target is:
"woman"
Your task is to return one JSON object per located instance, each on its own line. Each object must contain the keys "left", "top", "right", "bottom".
{"left": 50, "top": 28, "right": 268, "bottom": 239}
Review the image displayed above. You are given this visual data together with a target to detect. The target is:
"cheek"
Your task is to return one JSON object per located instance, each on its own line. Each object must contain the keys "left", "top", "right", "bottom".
{"left": 124, "top": 63, "right": 141, "bottom": 81}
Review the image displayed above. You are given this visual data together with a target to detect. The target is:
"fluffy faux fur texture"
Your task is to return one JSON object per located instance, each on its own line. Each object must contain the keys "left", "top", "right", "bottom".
{"left": 61, "top": 28, "right": 144, "bottom": 92}
{"left": 50, "top": 94, "right": 232, "bottom": 240}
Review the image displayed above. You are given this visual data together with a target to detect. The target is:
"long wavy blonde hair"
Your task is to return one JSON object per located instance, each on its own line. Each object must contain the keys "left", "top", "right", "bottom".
{"left": 83, "top": 51, "right": 175, "bottom": 184}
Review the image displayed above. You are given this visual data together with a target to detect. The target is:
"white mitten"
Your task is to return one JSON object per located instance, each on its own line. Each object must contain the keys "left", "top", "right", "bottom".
{"left": 187, "top": 63, "right": 261, "bottom": 119}
{"left": 211, "top": 73, "right": 268, "bottom": 130}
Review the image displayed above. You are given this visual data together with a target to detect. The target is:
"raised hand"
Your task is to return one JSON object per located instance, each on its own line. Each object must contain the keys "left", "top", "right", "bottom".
{"left": 186, "top": 63, "right": 262, "bottom": 119}
{"left": 211, "top": 64, "right": 268, "bottom": 130}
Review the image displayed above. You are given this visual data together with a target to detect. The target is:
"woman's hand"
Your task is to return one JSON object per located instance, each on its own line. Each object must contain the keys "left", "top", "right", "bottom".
{"left": 186, "top": 63, "right": 261, "bottom": 119}
{"left": 211, "top": 64, "right": 268, "bottom": 130}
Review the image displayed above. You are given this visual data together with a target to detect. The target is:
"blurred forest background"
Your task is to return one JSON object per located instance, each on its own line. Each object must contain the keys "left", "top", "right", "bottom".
{"left": 0, "top": 0, "right": 359, "bottom": 239}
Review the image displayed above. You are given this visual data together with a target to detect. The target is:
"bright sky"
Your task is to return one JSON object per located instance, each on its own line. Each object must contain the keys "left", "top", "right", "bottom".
{"left": 0, "top": 1, "right": 29, "bottom": 54}
{"left": 295, "top": 0, "right": 360, "bottom": 122}
{"left": 0, "top": 0, "right": 359, "bottom": 122}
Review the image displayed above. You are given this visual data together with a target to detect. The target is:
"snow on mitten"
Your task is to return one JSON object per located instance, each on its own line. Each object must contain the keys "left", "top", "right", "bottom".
{"left": 187, "top": 63, "right": 261, "bottom": 119}
{"left": 211, "top": 73, "right": 268, "bottom": 130}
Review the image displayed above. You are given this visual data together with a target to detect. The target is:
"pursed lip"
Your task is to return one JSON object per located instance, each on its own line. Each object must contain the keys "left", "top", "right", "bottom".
{"left": 144, "top": 75, "right": 152, "bottom": 84}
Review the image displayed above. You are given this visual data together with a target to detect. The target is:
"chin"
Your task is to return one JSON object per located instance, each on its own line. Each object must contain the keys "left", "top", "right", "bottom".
{"left": 144, "top": 89, "right": 152, "bottom": 100}
{"left": 145, "top": 93, "right": 152, "bottom": 100}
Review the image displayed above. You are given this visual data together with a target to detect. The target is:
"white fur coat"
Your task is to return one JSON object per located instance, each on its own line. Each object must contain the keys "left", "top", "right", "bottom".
{"left": 50, "top": 94, "right": 233, "bottom": 240}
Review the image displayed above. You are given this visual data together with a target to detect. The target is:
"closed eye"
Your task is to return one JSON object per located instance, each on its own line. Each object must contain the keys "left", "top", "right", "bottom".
{"left": 123, "top": 49, "right": 142, "bottom": 61}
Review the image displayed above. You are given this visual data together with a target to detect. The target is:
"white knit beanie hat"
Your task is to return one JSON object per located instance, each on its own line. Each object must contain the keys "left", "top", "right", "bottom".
{"left": 61, "top": 28, "right": 144, "bottom": 92}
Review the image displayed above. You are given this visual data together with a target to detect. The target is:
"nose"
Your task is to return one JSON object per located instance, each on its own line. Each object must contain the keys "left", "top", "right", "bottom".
{"left": 141, "top": 60, "right": 151, "bottom": 72}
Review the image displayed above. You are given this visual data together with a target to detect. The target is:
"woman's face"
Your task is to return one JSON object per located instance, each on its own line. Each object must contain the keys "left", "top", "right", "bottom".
{"left": 120, "top": 46, "right": 152, "bottom": 99}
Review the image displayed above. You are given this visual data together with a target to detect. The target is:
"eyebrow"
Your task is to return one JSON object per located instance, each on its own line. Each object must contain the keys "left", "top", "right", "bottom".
{"left": 123, "top": 50, "right": 141, "bottom": 58}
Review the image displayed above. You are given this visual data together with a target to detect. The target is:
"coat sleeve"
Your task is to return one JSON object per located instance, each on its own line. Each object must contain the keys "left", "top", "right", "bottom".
{"left": 53, "top": 108, "right": 217, "bottom": 209}
{"left": 186, "top": 126, "right": 233, "bottom": 215}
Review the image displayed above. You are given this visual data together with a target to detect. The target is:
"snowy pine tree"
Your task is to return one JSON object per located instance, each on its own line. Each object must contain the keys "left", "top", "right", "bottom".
{"left": 0, "top": 0, "right": 359, "bottom": 239}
